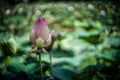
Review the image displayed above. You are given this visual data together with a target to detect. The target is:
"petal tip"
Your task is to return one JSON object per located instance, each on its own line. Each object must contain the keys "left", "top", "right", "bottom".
{"left": 38, "top": 18, "right": 46, "bottom": 22}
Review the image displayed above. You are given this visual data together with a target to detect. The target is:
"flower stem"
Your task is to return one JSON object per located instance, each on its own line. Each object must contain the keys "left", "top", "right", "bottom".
{"left": 6, "top": 56, "right": 10, "bottom": 65}
{"left": 37, "top": 48, "right": 43, "bottom": 80}
{"left": 49, "top": 52, "right": 53, "bottom": 75}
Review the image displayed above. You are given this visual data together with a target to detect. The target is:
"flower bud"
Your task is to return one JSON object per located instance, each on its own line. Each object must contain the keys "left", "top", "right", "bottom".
{"left": 0, "top": 37, "right": 17, "bottom": 56}
{"left": 30, "top": 18, "right": 51, "bottom": 48}
{"left": 8, "top": 37, "right": 17, "bottom": 54}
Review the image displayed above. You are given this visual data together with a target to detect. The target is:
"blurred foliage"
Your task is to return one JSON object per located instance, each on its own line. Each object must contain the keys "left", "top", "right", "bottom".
{"left": 0, "top": 1, "right": 120, "bottom": 80}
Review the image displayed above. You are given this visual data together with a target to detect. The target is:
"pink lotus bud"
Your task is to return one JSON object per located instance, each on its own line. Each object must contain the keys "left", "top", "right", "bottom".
{"left": 30, "top": 18, "right": 51, "bottom": 48}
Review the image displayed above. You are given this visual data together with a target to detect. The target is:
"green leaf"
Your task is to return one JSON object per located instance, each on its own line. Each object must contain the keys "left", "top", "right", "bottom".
{"left": 53, "top": 67, "right": 78, "bottom": 80}
{"left": 74, "top": 20, "right": 89, "bottom": 28}
{"left": 90, "top": 21, "right": 102, "bottom": 29}
{"left": 73, "top": 64, "right": 103, "bottom": 80}
{"left": 104, "top": 37, "right": 120, "bottom": 47}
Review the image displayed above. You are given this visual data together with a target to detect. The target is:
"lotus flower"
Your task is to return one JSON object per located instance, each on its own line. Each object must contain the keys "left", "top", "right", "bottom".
{"left": 30, "top": 18, "right": 51, "bottom": 48}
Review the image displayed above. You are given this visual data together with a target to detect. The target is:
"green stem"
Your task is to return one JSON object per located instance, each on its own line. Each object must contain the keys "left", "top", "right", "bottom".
{"left": 49, "top": 52, "right": 53, "bottom": 76}
{"left": 38, "top": 49, "right": 43, "bottom": 80}
{"left": 6, "top": 56, "right": 11, "bottom": 65}
{"left": 42, "top": 48, "right": 53, "bottom": 76}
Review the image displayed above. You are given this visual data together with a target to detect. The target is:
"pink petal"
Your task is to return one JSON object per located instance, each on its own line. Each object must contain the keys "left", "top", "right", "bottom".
{"left": 34, "top": 18, "right": 50, "bottom": 42}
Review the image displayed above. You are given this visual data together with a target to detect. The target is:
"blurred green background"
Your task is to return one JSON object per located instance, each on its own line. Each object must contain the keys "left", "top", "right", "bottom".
{"left": 0, "top": 0, "right": 120, "bottom": 80}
